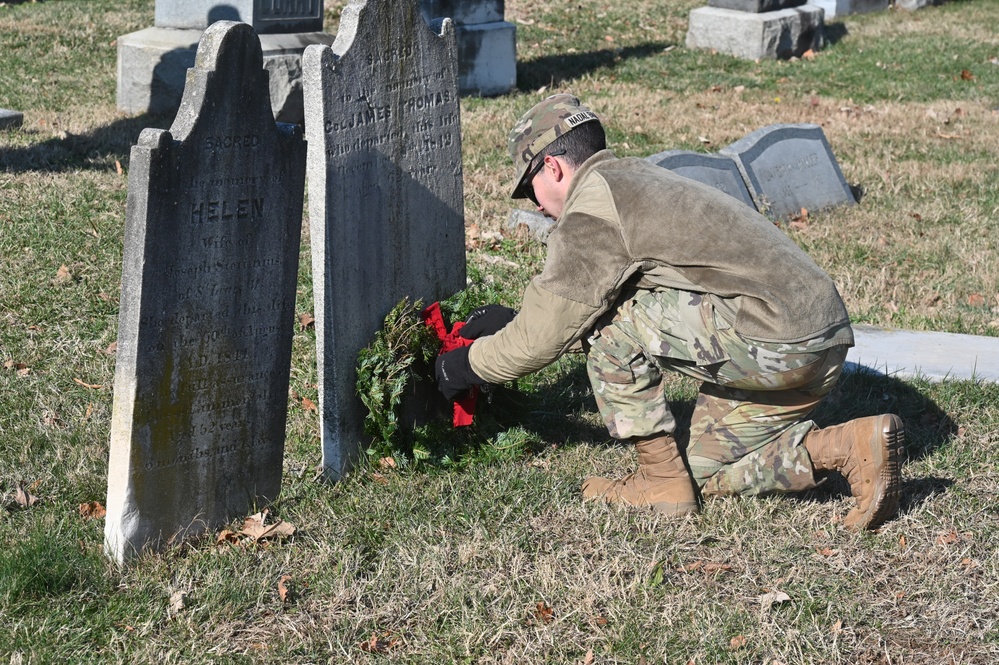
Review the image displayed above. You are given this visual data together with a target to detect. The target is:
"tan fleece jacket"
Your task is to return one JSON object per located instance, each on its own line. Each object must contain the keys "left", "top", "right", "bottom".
{"left": 469, "top": 151, "right": 853, "bottom": 384}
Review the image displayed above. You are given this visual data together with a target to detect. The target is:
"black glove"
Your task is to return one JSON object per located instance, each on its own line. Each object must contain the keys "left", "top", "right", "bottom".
{"left": 459, "top": 304, "right": 517, "bottom": 340}
{"left": 435, "top": 346, "right": 483, "bottom": 401}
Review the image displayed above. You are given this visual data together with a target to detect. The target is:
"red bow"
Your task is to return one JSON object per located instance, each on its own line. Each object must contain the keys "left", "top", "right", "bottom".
{"left": 420, "top": 302, "right": 477, "bottom": 427}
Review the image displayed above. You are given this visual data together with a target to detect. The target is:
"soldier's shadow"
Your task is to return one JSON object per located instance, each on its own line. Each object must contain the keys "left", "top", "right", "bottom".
{"left": 519, "top": 357, "right": 959, "bottom": 516}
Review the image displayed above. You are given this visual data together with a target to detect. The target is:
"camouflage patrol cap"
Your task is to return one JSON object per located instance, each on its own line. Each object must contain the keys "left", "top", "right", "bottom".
{"left": 508, "top": 94, "right": 600, "bottom": 199}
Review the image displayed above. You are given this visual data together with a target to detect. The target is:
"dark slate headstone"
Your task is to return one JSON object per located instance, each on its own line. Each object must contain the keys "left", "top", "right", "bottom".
{"left": 105, "top": 21, "right": 306, "bottom": 563}
{"left": 646, "top": 150, "right": 756, "bottom": 209}
{"left": 720, "top": 123, "right": 855, "bottom": 220}
{"left": 303, "top": 1, "right": 465, "bottom": 479}
{"left": 708, "top": 0, "right": 805, "bottom": 12}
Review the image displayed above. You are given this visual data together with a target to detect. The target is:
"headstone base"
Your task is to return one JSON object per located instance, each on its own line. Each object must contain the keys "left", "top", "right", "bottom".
{"left": 685, "top": 6, "right": 824, "bottom": 60}
{"left": 807, "top": 0, "right": 888, "bottom": 18}
{"left": 454, "top": 21, "right": 516, "bottom": 96}
{"left": 116, "top": 26, "right": 333, "bottom": 123}
{"left": 0, "top": 109, "right": 24, "bottom": 130}
{"left": 895, "top": 0, "right": 942, "bottom": 10}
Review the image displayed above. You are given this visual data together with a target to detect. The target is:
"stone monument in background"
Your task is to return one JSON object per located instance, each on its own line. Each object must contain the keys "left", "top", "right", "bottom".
{"left": 105, "top": 21, "right": 306, "bottom": 563}
{"left": 303, "top": 0, "right": 466, "bottom": 479}
{"left": 117, "top": 0, "right": 333, "bottom": 123}
{"left": 686, "top": 0, "right": 823, "bottom": 60}
{"left": 418, "top": 0, "right": 516, "bottom": 96}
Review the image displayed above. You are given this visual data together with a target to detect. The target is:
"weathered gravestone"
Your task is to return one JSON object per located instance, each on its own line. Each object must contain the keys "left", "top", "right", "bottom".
{"left": 105, "top": 21, "right": 306, "bottom": 563}
{"left": 117, "top": 0, "right": 333, "bottom": 123}
{"left": 646, "top": 150, "right": 756, "bottom": 209}
{"left": 686, "top": 5, "right": 824, "bottom": 60}
{"left": 418, "top": 0, "right": 516, "bottom": 96}
{"left": 0, "top": 109, "right": 24, "bottom": 130}
{"left": 719, "top": 123, "right": 855, "bottom": 220}
{"left": 807, "top": 0, "right": 888, "bottom": 18}
{"left": 303, "top": 1, "right": 466, "bottom": 479}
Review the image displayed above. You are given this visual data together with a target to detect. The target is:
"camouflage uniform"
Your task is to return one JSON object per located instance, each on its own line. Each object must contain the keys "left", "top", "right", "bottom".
{"left": 587, "top": 288, "right": 850, "bottom": 496}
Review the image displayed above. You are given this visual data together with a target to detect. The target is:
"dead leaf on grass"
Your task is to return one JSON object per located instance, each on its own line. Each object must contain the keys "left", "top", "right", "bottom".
{"left": 114, "top": 160, "right": 123, "bottom": 175}
{"left": 54, "top": 264, "right": 72, "bottom": 285}
{"left": 936, "top": 529, "right": 961, "bottom": 545}
{"left": 216, "top": 529, "right": 241, "bottom": 545}
{"left": 815, "top": 546, "right": 838, "bottom": 557}
{"left": 378, "top": 456, "right": 396, "bottom": 469}
{"left": 12, "top": 481, "right": 40, "bottom": 509}
{"left": 300, "top": 396, "right": 317, "bottom": 412}
{"left": 78, "top": 501, "right": 106, "bottom": 520}
{"left": 831, "top": 619, "right": 844, "bottom": 634}
{"left": 960, "top": 69, "right": 975, "bottom": 81}
{"left": 277, "top": 574, "right": 294, "bottom": 603}
{"left": 168, "top": 590, "right": 187, "bottom": 618}
{"left": 677, "top": 560, "right": 732, "bottom": 574}
{"left": 299, "top": 312, "right": 315, "bottom": 330}
{"left": 535, "top": 601, "right": 554, "bottom": 624}
{"left": 241, "top": 510, "right": 296, "bottom": 543}
{"left": 579, "top": 649, "right": 595, "bottom": 665}
{"left": 101, "top": 341, "right": 117, "bottom": 355}
{"left": 759, "top": 590, "right": 792, "bottom": 609}
{"left": 730, "top": 634, "right": 747, "bottom": 650}
{"left": 967, "top": 293, "right": 986, "bottom": 307}
{"left": 358, "top": 632, "right": 400, "bottom": 654}
{"left": 371, "top": 472, "right": 389, "bottom": 485}
{"left": 802, "top": 49, "right": 816, "bottom": 60}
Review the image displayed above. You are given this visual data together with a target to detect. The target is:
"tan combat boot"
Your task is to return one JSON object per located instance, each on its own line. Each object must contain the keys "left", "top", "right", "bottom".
{"left": 803, "top": 414, "right": 904, "bottom": 530}
{"left": 582, "top": 435, "right": 698, "bottom": 516}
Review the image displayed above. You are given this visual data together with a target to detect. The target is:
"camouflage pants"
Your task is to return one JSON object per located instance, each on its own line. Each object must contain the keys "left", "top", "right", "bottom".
{"left": 586, "top": 289, "right": 848, "bottom": 496}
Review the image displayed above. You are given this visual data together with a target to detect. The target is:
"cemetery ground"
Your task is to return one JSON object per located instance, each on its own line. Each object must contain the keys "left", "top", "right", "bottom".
{"left": 1, "top": 0, "right": 998, "bottom": 662}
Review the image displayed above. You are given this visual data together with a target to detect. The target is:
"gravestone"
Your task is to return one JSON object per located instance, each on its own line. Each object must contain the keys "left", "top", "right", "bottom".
{"left": 105, "top": 22, "right": 306, "bottom": 563}
{"left": 418, "top": 0, "right": 516, "bottom": 96}
{"left": 117, "top": 0, "right": 332, "bottom": 123}
{"left": 708, "top": 0, "right": 805, "bottom": 11}
{"left": 303, "top": 1, "right": 465, "bottom": 479}
{"left": 0, "top": 109, "right": 24, "bottom": 130}
{"left": 807, "top": 0, "right": 888, "bottom": 18}
{"left": 686, "top": 5, "right": 824, "bottom": 60}
{"left": 720, "top": 123, "right": 855, "bottom": 220}
{"left": 646, "top": 150, "right": 756, "bottom": 209}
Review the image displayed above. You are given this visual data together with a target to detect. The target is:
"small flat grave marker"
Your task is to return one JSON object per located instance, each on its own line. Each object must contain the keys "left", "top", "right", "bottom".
{"left": 303, "top": 1, "right": 466, "bottom": 478}
{"left": 720, "top": 123, "right": 855, "bottom": 220}
{"left": 104, "top": 21, "right": 306, "bottom": 563}
{"left": 646, "top": 150, "right": 756, "bottom": 209}
{"left": 846, "top": 325, "right": 999, "bottom": 383}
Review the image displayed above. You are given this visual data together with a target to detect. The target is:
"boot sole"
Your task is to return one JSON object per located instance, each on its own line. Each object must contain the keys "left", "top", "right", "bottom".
{"left": 847, "top": 414, "right": 903, "bottom": 530}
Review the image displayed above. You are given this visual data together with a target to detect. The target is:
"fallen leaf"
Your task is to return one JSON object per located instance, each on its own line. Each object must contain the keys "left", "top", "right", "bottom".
{"left": 968, "top": 293, "right": 986, "bottom": 307}
{"left": 960, "top": 69, "right": 974, "bottom": 81}
{"left": 759, "top": 590, "right": 792, "bottom": 609}
{"left": 74, "top": 377, "right": 103, "bottom": 390}
{"left": 899, "top": 535, "right": 907, "bottom": 549}
{"left": 936, "top": 529, "right": 961, "bottom": 545}
{"left": 815, "top": 546, "right": 838, "bottom": 557}
{"left": 114, "top": 160, "right": 123, "bottom": 175}
{"left": 465, "top": 223, "right": 481, "bottom": 249}
{"left": 594, "top": 615, "right": 609, "bottom": 626}
{"left": 301, "top": 396, "right": 317, "bottom": 412}
{"left": 277, "top": 574, "right": 293, "bottom": 603}
{"left": 83, "top": 402, "right": 94, "bottom": 421}
{"left": 730, "top": 635, "right": 747, "bottom": 650}
{"left": 802, "top": 49, "right": 816, "bottom": 60}
{"left": 371, "top": 472, "right": 389, "bottom": 485}
{"left": 677, "top": 560, "right": 732, "bottom": 574}
{"left": 358, "top": 632, "right": 399, "bottom": 654}
{"left": 299, "top": 312, "right": 315, "bottom": 330}
{"left": 78, "top": 501, "right": 106, "bottom": 519}
{"left": 604, "top": 35, "right": 614, "bottom": 42}
{"left": 168, "top": 590, "right": 187, "bottom": 617}
{"left": 697, "top": 135, "right": 711, "bottom": 145}
{"left": 216, "top": 529, "right": 240, "bottom": 545}
{"left": 13, "top": 481, "right": 40, "bottom": 508}
{"left": 241, "top": 510, "right": 296, "bottom": 543}
{"left": 580, "top": 649, "right": 595, "bottom": 665}
{"left": 535, "top": 601, "right": 554, "bottom": 624}
{"left": 378, "top": 456, "right": 397, "bottom": 469}
{"left": 54, "top": 264, "right": 72, "bottom": 284}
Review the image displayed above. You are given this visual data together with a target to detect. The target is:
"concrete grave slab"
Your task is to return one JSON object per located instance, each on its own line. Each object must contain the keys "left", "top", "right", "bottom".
{"left": 847, "top": 325, "right": 999, "bottom": 383}
{"left": 0, "top": 109, "right": 24, "bottom": 130}
{"left": 507, "top": 209, "right": 555, "bottom": 243}
{"left": 104, "top": 22, "right": 306, "bottom": 563}
{"left": 720, "top": 123, "right": 855, "bottom": 220}
{"left": 303, "top": 1, "right": 466, "bottom": 479}
{"left": 686, "top": 5, "right": 824, "bottom": 61}
{"left": 646, "top": 150, "right": 756, "bottom": 209}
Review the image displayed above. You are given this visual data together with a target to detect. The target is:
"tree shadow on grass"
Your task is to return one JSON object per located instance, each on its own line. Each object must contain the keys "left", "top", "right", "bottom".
{"left": 517, "top": 42, "right": 671, "bottom": 92}
{"left": 0, "top": 112, "right": 173, "bottom": 174}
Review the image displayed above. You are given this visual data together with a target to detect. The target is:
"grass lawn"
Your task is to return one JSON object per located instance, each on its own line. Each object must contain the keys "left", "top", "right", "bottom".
{"left": 2, "top": 0, "right": 998, "bottom": 662}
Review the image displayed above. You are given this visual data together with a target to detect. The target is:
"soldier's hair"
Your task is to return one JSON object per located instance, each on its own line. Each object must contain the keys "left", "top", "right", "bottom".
{"left": 533, "top": 120, "right": 606, "bottom": 171}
